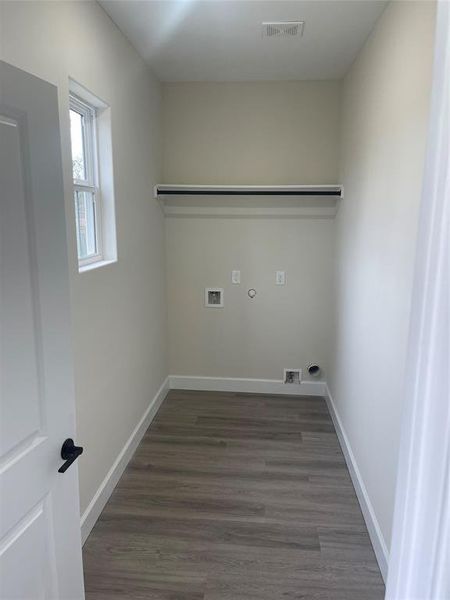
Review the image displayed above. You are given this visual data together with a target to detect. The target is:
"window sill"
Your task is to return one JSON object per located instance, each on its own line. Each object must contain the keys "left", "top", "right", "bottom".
{"left": 78, "top": 258, "right": 117, "bottom": 273}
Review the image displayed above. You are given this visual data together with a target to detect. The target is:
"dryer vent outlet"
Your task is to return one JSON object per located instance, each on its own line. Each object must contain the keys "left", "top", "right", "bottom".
{"left": 284, "top": 369, "right": 302, "bottom": 384}
{"left": 307, "top": 364, "right": 321, "bottom": 377}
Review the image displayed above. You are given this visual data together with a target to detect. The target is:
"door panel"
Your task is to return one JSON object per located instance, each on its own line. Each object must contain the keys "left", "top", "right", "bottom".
{"left": 1, "top": 116, "right": 43, "bottom": 458}
{"left": 0, "top": 61, "right": 84, "bottom": 599}
{"left": 1, "top": 501, "right": 55, "bottom": 600}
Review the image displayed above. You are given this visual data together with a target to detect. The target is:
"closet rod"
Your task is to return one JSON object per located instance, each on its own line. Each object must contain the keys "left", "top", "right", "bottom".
{"left": 155, "top": 185, "right": 343, "bottom": 198}
{"left": 158, "top": 189, "right": 341, "bottom": 196}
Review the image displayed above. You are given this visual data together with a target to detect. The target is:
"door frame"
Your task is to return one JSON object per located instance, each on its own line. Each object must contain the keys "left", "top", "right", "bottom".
{"left": 386, "top": 2, "right": 449, "bottom": 597}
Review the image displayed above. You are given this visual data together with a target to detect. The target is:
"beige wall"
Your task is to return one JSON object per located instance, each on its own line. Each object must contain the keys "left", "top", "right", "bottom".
{"left": 166, "top": 218, "right": 334, "bottom": 381}
{"left": 162, "top": 81, "right": 340, "bottom": 184}
{"left": 330, "top": 0, "right": 435, "bottom": 553}
{"left": 163, "top": 81, "right": 340, "bottom": 381}
{"left": 1, "top": 1, "right": 168, "bottom": 514}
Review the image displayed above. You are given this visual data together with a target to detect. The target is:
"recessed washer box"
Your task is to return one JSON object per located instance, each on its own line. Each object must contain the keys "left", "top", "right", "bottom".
{"left": 205, "top": 288, "right": 224, "bottom": 308}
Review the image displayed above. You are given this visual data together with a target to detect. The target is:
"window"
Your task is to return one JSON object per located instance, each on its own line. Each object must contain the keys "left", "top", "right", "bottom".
{"left": 69, "top": 94, "right": 102, "bottom": 266}
{"left": 69, "top": 81, "right": 117, "bottom": 272}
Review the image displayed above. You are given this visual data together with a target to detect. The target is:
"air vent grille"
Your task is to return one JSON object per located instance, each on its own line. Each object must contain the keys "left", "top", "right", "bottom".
{"left": 262, "top": 21, "right": 305, "bottom": 38}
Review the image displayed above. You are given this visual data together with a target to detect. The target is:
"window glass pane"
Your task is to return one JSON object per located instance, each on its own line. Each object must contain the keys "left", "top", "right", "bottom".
{"left": 70, "top": 109, "right": 86, "bottom": 181}
{"left": 74, "top": 190, "right": 98, "bottom": 259}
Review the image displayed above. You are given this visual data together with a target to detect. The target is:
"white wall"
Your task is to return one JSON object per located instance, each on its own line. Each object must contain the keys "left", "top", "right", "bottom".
{"left": 0, "top": 1, "right": 168, "bottom": 515}
{"left": 163, "top": 81, "right": 340, "bottom": 382}
{"left": 166, "top": 218, "right": 334, "bottom": 381}
{"left": 162, "top": 81, "right": 340, "bottom": 184}
{"left": 330, "top": 0, "right": 436, "bottom": 555}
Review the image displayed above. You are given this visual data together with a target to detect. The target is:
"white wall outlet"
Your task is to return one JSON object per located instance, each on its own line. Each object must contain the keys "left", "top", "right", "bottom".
{"left": 276, "top": 271, "right": 286, "bottom": 285}
{"left": 231, "top": 270, "right": 241, "bottom": 284}
{"left": 205, "top": 288, "right": 224, "bottom": 308}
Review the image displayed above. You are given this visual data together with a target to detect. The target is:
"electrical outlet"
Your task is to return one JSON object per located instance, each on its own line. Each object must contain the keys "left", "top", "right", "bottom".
{"left": 231, "top": 270, "right": 241, "bottom": 284}
{"left": 276, "top": 271, "right": 286, "bottom": 285}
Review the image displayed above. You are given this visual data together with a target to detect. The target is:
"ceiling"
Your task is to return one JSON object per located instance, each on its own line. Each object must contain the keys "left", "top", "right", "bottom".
{"left": 100, "top": 0, "right": 387, "bottom": 82}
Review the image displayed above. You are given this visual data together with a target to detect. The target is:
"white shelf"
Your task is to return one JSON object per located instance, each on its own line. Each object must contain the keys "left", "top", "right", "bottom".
{"left": 155, "top": 184, "right": 343, "bottom": 218}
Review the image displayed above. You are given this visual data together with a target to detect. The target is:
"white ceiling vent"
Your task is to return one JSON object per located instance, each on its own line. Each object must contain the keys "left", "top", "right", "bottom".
{"left": 262, "top": 21, "right": 305, "bottom": 39}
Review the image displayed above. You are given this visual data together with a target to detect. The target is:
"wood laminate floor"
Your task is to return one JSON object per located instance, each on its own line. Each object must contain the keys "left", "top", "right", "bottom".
{"left": 83, "top": 390, "right": 385, "bottom": 600}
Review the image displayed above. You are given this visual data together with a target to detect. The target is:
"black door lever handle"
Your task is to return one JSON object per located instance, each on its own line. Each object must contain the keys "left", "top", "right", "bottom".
{"left": 58, "top": 438, "right": 83, "bottom": 473}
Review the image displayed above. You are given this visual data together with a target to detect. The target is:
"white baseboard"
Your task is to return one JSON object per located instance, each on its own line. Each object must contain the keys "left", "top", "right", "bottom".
{"left": 80, "top": 376, "right": 170, "bottom": 545}
{"left": 325, "top": 384, "right": 389, "bottom": 582}
{"left": 169, "top": 375, "right": 327, "bottom": 396}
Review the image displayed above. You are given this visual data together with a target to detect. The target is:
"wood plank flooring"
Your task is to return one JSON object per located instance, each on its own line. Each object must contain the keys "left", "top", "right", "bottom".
{"left": 83, "top": 390, "right": 385, "bottom": 600}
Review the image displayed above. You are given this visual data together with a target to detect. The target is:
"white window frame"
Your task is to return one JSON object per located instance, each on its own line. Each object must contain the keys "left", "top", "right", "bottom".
{"left": 69, "top": 93, "right": 103, "bottom": 267}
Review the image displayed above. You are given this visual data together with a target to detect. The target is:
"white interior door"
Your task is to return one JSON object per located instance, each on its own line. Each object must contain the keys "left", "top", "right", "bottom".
{"left": 0, "top": 61, "right": 84, "bottom": 599}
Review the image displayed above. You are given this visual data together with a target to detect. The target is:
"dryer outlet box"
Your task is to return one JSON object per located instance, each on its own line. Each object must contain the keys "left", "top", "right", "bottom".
{"left": 284, "top": 369, "right": 302, "bottom": 384}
